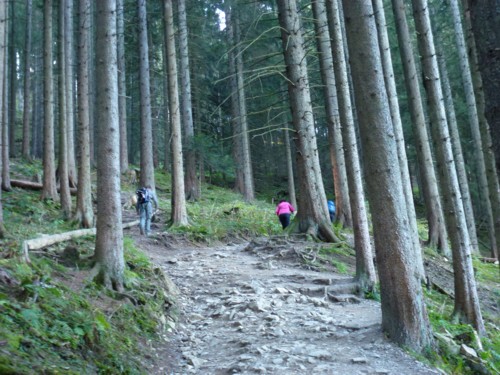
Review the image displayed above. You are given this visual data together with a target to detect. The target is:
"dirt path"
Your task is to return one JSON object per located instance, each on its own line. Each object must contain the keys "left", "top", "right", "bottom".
{"left": 130, "top": 227, "right": 440, "bottom": 375}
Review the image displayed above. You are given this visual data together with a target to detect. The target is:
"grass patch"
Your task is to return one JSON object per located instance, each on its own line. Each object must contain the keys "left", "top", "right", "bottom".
{"left": 0, "top": 165, "right": 176, "bottom": 373}
{"left": 168, "top": 185, "right": 281, "bottom": 242}
{"left": 0, "top": 237, "right": 175, "bottom": 374}
{"left": 331, "top": 259, "right": 349, "bottom": 274}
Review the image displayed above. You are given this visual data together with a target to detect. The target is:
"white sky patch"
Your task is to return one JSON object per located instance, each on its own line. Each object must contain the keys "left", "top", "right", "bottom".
{"left": 216, "top": 8, "right": 226, "bottom": 31}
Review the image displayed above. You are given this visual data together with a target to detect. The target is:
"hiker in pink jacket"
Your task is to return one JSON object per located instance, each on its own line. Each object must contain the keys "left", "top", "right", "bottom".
{"left": 275, "top": 199, "right": 295, "bottom": 229}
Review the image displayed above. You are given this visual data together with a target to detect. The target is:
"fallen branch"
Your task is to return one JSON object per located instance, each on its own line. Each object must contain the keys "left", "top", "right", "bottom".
{"left": 22, "top": 220, "right": 139, "bottom": 263}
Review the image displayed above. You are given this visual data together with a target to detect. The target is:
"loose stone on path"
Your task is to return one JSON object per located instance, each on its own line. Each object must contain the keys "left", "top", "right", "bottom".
{"left": 144, "top": 241, "right": 440, "bottom": 374}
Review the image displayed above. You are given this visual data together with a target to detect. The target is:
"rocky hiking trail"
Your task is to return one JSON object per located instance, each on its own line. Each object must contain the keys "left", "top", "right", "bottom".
{"left": 131, "top": 227, "right": 441, "bottom": 375}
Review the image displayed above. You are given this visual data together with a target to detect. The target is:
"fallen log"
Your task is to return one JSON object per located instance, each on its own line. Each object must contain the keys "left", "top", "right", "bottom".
{"left": 22, "top": 220, "right": 139, "bottom": 263}
{"left": 11, "top": 179, "right": 78, "bottom": 195}
{"left": 479, "top": 257, "right": 498, "bottom": 264}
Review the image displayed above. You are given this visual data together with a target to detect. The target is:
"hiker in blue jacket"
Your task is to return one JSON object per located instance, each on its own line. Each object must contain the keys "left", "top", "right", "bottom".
{"left": 327, "top": 200, "right": 336, "bottom": 223}
{"left": 136, "top": 185, "right": 159, "bottom": 235}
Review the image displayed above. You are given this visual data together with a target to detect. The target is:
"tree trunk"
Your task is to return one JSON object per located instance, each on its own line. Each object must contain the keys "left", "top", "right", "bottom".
{"left": 463, "top": 0, "right": 500, "bottom": 260}
{"left": 373, "top": 0, "right": 426, "bottom": 276}
{"left": 325, "top": 0, "right": 355, "bottom": 228}
{"left": 316, "top": 0, "right": 375, "bottom": 288}
{"left": 64, "top": 0, "right": 77, "bottom": 188}
{"left": 0, "top": 0, "right": 6, "bottom": 238}
{"left": 447, "top": 0, "right": 498, "bottom": 259}
{"left": 22, "top": 0, "right": 33, "bottom": 159}
{"left": 467, "top": 0, "right": 500, "bottom": 174}
{"left": 234, "top": 11, "right": 254, "bottom": 202}
{"left": 58, "top": 0, "right": 72, "bottom": 219}
{"left": 93, "top": 0, "right": 125, "bottom": 292}
{"left": 312, "top": 0, "right": 350, "bottom": 228}
{"left": 117, "top": 0, "right": 129, "bottom": 174}
{"left": 226, "top": 4, "right": 244, "bottom": 195}
{"left": 32, "top": 53, "right": 43, "bottom": 159}
{"left": 276, "top": 0, "right": 338, "bottom": 242}
{"left": 411, "top": 0, "right": 485, "bottom": 335}
{"left": 162, "top": 20, "right": 170, "bottom": 173}
{"left": 42, "top": 0, "right": 58, "bottom": 201}
{"left": 75, "top": 0, "right": 94, "bottom": 228}
{"left": 391, "top": 0, "right": 448, "bottom": 254}
{"left": 88, "top": 2, "right": 95, "bottom": 167}
{"left": 8, "top": 0, "right": 15, "bottom": 158}
{"left": 1, "top": 19, "right": 9, "bottom": 192}
{"left": 178, "top": 0, "right": 200, "bottom": 201}
{"left": 137, "top": 0, "right": 155, "bottom": 190}
{"left": 164, "top": 0, "right": 189, "bottom": 226}
{"left": 282, "top": 97, "right": 297, "bottom": 209}
{"left": 435, "top": 34, "right": 479, "bottom": 255}
{"left": 342, "top": 0, "right": 433, "bottom": 351}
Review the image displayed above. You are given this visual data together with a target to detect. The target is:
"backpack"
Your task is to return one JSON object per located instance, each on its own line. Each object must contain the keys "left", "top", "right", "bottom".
{"left": 136, "top": 187, "right": 150, "bottom": 204}
{"left": 327, "top": 200, "right": 336, "bottom": 214}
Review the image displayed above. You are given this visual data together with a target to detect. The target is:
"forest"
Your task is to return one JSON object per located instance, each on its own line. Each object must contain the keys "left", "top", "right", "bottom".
{"left": 0, "top": 0, "right": 498, "bottom": 373}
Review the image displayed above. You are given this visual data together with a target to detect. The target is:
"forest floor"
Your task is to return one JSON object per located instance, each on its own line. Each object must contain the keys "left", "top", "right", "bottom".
{"left": 128, "top": 219, "right": 443, "bottom": 374}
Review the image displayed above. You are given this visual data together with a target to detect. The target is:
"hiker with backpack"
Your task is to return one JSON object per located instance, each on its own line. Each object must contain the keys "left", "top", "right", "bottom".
{"left": 136, "top": 185, "right": 158, "bottom": 236}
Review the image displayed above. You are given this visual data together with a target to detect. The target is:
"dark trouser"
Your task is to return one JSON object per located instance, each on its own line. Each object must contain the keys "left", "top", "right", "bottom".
{"left": 329, "top": 212, "right": 335, "bottom": 223}
{"left": 279, "top": 213, "right": 291, "bottom": 229}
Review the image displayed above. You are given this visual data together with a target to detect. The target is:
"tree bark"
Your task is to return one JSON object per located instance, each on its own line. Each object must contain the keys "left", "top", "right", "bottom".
{"left": 312, "top": 0, "right": 350, "bottom": 229}
{"left": 58, "top": 0, "right": 72, "bottom": 219}
{"left": 75, "top": 0, "right": 94, "bottom": 228}
{"left": 0, "top": 0, "right": 6, "bottom": 238}
{"left": 373, "top": 0, "right": 425, "bottom": 276}
{"left": 137, "top": 0, "right": 155, "bottom": 190}
{"left": 164, "top": 0, "right": 189, "bottom": 226}
{"left": 226, "top": 4, "right": 244, "bottom": 195}
{"left": 234, "top": 10, "right": 254, "bottom": 202}
{"left": 117, "top": 0, "right": 128, "bottom": 174}
{"left": 447, "top": 0, "right": 498, "bottom": 259}
{"left": 1, "top": 16, "right": 9, "bottom": 192}
{"left": 276, "top": 0, "right": 338, "bottom": 242}
{"left": 316, "top": 0, "right": 375, "bottom": 288}
{"left": 162, "top": 19, "right": 170, "bottom": 173}
{"left": 411, "top": 0, "right": 485, "bottom": 335}
{"left": 342, "top": 0, "right": 433, "bottom": 351}
{"left": 435, "top": 33, "right": 479, "bottom": 255}
{"left": 462, "top": 0, "right": 500, "bottom": 260}
{"left": 325, "top": 0, "right": 355, "bottom": 228}
{"left": 22, "top": 0, "right": 33, "bottom": 159}
{"left": 391, "top": 0, "right": 448, "bottom": 254}
{"left": 7, "top": 0, "right": 15, "bottom": 159}
{"left": 94, "top": 0, "right": 125, "bottom": 292}
{"left": 178, "top": 0, "right": 200, "bottom": 201}
{"left": 467, "top": 0, "right": 500, "bottom": 175}
{"left": 64, "top": 0, "right": 77, "bottom": 188}
{"left": 42, "top": 0, "right": 59, "bottom": 201}
{"left": 281, "top": 91, "right": 297, "bottom": 209}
